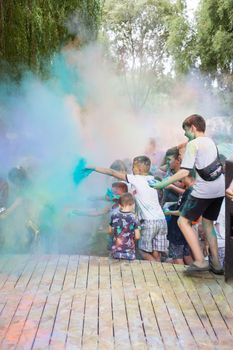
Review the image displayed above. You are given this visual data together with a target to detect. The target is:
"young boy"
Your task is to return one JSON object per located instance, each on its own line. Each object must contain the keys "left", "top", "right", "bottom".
{"left": 164, "top": 171, "right": 195, "bottom": 265}
{"left": 152, "top": 115, "right": 224, "bottom": 274}
{"left": 88, "top": 155, "right": 168, "bottom": 261}
{"left": 109, "top": 193, "right": 140, "bottom": 260}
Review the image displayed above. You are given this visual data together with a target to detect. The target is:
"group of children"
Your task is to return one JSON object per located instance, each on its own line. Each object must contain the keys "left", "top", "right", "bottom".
{"left": 79, "top": 153, "right": 198, "bottom": 266}
{"left": 0, "top": 114, "right": 228, "bottom": 270}
{"left": 81, "top": 116, "right": 227, "bottom": 273}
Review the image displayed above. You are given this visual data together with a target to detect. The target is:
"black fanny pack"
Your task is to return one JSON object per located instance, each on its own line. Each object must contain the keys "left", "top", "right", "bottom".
{"left": 196, "top": 157, "right": 223, "bottom": 182}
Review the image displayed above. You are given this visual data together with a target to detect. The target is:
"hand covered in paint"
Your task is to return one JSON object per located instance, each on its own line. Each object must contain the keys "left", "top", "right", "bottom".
{"left": 149, "top": 181, "right": 165, "bottom": 190}
{"left": 73, "top": 158, "right": 94, "bottom": 185}
{"left": 226, "top": 180, "right": 233, "bottom": 201}
{"left": 85, "top": 165, "right": 96, "bottom": 170}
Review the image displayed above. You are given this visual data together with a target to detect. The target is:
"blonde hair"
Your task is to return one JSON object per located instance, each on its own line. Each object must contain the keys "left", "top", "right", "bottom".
{"left": 133, "top": 155, "right": 151, "bottom": 174}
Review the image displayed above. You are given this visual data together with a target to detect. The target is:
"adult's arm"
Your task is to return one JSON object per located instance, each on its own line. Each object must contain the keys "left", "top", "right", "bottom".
{"left": 226, "top": 180, "right": 233, "bottom": 200}
{"left": 152, "top": 169, "right": 190, "bottom": 190}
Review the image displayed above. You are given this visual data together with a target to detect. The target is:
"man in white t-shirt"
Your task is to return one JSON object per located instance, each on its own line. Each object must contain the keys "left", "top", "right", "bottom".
{"left": 152, "top": 114, "right": 224, "bottom": 274}
{"left": 88, "top": 156, "right": 168, "bottom": 261}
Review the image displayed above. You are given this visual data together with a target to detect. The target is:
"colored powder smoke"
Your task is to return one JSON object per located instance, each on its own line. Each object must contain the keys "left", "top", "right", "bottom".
{"left": 0, "top": 44, "right": 231, "bottom": 256}
{"left": 73, "top": 158, "right": 93, "bottom": 185}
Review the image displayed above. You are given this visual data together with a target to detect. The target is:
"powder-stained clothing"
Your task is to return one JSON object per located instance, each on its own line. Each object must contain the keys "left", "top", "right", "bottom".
{"left": 110, "top": 210, "right": 140, "bottom": 260}
{"left": 126, "top": 174, "right": 165, "bottom": 220}
{"left": 126, "top": 174, "right": 167, "bottom": 253}
{"left": 181, "top": 137, "right": 225, "bottom": 198}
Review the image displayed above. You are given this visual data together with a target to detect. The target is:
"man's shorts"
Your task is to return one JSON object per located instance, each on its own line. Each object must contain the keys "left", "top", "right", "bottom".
{"left": 181, "top": 195, "right": 224, "bottom": 222}
{"left": 138, "top": 219, "right": 168, "bottom": 253}
{"left": 169, "top": 242, "right": 191, "bottom": 260}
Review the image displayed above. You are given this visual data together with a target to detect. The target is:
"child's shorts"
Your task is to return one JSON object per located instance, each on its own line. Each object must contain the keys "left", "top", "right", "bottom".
{"left": 139, "top": 219, "right": 168, "bottom": 253}
{"left": 112, "top": 250, "right": 135, "bottom": 260}
{"left": 169, "top": 242, "right": 191, "bottom": 260}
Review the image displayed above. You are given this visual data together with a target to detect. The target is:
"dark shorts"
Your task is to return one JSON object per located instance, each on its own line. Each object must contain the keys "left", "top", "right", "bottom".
{"left": 181, "top": 195, "right": 224, "bottom": 222}
{"left": 169, "top": 242, "right": 191, "bottom": 259}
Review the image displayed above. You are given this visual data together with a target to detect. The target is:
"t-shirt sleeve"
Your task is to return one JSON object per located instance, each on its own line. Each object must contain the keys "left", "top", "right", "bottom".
{"left": 126, "top": 174, "right": 138, "bottom": 185}
{"left": 132, "top": 215, "right": 140, "bottom": 229}
{"left": 181, "top": 141, "right": 197, "bottom": 170}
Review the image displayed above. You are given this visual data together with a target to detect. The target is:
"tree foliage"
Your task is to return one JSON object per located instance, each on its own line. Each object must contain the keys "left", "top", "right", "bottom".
{"left": 101, "top": 0, "right": 184, "bottom": 110}
{"left": 167, "top": 0, "right": 233, "bottom": 89}
{"left": 0, "top": 0, "right": 102, "bottom": 78}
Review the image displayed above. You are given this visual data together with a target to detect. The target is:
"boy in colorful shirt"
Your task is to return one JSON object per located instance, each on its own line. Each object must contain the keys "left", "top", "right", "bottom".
{"left": 109, "top": 193, "right": 140, "bottom": 260}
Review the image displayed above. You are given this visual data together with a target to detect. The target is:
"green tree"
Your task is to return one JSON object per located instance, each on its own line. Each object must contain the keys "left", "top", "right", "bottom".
{"left": 195, "top": 0, "right": 233, "bottom": 94}
{"left": 101, "top": 0, "right": 183, "bottom": 111}
{"left": 0, "top": 0, "right": 102, "bottom": 79}
{"left": 167, "top": 0, "right": 233, "bottom": 86}
{"left": 166, "top": 0, "right": 233, "bottom": 112}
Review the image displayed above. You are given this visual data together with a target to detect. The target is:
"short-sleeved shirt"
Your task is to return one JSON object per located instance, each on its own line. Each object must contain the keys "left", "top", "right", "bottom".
{"left": 110, "top": 210, "right": 139, "bottom": 259}
{"left": 126, "top": 174, "right": 165, "bottom": 221}
{"left": 167, "top": 187, "right": 192, "bottom": 245}
{"left": 181, "top": 137, "right": 225, "bottom": 199}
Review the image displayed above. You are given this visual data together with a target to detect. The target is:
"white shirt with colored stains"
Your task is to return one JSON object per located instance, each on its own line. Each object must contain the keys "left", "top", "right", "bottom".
{"left": 181, "top": 136, "right": 225, "bottom": 199}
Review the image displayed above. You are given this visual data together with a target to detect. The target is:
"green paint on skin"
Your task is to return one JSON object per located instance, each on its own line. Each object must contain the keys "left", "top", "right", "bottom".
{"left": 211, "top": 227, "right": 217, "bottom": 238}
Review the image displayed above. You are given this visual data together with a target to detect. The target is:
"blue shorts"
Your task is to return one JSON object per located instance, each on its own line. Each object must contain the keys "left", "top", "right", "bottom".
{"left": 169, "top": 242, "right": 191, "bottom": 259}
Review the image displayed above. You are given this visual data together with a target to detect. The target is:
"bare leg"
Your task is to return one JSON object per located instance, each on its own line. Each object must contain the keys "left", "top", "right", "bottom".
{"left": 173, "top": 258, "right": 184, "bottom": 265}
{"left": 152, "top": 250, "right": 161, "bottom": 262}
{"left": 139, "top": 249, "right": 155, "bottom": 261}
{"left": 178, "top": 216, "right": 206, "bottom": 266}
{"left": 202, "top": 218, "right": 220, "bottom": 266}
{"left": 183, "top": 255, "right": 193, "bottom": 265}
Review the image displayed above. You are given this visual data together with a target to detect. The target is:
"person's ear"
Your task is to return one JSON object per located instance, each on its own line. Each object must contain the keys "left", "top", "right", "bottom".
{"left": 191, "top": 125, "right": 196, "bottom": 133}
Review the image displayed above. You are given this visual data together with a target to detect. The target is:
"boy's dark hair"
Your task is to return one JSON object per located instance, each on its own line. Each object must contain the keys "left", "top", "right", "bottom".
{"left": 112, "top": 182, "right": 128, "bottom": 193}
{"left": 182, "top": 114, "right": 206, "bottom": 132}
{"left": 133, "top": 156, "right": 151, "bottom": 173}
{"left": 119, "top": 193, "right": 135, "bottom": 207}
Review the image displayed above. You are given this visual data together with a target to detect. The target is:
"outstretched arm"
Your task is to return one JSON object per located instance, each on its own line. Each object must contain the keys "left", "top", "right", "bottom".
{"left": 69, "top": 205, "right": 111, "bottom": 217}
{"left": 92, "top": 167, "right": 127, "bottom": 181}
{"left": 152, "top": 169, "right": 190, "bottom": 190}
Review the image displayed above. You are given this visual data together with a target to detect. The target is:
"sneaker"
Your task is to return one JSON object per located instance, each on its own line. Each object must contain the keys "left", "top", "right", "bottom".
{"left": 185, "top": 261, "right": 209, "bottom": 273}
{"left": 208, "top": 255, "right": 224, "bottom": 275}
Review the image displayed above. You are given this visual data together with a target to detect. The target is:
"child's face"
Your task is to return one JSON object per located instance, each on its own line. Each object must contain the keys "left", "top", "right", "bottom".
{"left": 120, "top": 203, "right": 135, "bottom": 212}
{"left": 170, "top": 156, "right": 181, "bottom": 171}
{"left": 112, "top": 186, "right": 124, "bottom": 196}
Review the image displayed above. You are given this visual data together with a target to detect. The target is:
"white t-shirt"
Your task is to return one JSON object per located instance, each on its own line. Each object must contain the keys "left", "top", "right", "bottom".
{"left": 126, "top": 174, "right": 165, "bottom": 221}
{"left": 181, "top": 137, "right": 225, "bottom": 199}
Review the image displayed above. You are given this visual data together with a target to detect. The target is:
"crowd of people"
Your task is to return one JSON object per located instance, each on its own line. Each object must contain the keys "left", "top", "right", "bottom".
{"left": 0, "top": 113, "right": 232, "bottom": 276}
{"left": 84, "top": 114, "right": 232, "bottom": 275}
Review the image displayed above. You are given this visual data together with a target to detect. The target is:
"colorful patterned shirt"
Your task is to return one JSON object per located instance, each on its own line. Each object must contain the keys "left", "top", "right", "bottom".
{"left": 110, "top": 210, "right": 140, "bottom": 260}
